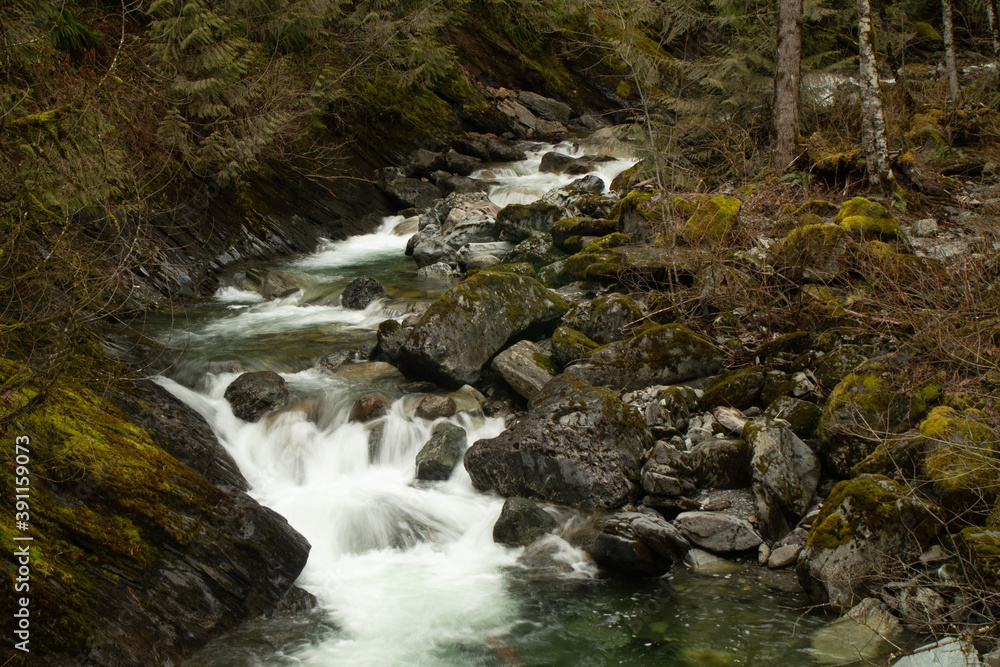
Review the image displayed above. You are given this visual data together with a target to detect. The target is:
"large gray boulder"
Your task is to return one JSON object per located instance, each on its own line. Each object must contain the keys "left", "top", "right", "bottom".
{"left": 415, "top": 422, "right": 467, "bottom": 481}
{"left": 516, "top": 91, "right": 572, "bottom": 123}
{"left": 564, "top": 324, "right": 724, "bottom": 390}
{"left": 579, "top": 511, "right": 690, "bottom": 576}
{"left": 745, "top": 418, "right": 821, "bottom": 541}
{"left": 464, "top": 374, "right": 651, "bottom": 509}
{"left": 224, "top": 371, "right": 289, "bottom": 422}
{"left": 398, "top": 272, "right": 570, "bottom": 387}
{"left": 492, "top": 497, "right": 557, "bottom": 547}
{"left": 376, "top": 167, "right": 443, "bottom": 208}
{"left": 673, "top": 511, "right": 762, "bottom": 553}
{"left": 490, "top": 340, "right": 557, "bottom": 400}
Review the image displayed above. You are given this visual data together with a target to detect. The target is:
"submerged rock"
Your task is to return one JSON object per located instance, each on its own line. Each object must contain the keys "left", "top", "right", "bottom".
{"left": 398, "top": 271, "right": 570, "bottom": 387}
{"left": 464, "top": 374, "right": 650, "bottom": 509}
{"left": 415, "top": 422, "right": 467, "bottom": 481}
{"left": 224, "top": 371, "right": 289, "bottom": 421}
{"left": 493, "top": 497, "right": 557, "bottom": 547}
{"left": 810, "top": 597, "right": 905, "bottom": 665}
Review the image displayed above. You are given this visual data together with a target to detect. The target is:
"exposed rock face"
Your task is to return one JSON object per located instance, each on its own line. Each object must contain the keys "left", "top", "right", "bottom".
{"left": 341, "top": 276, "right": 388, "bottom": 309}
{"left": 491, "top": 340, "right": 557, "bottom": 400}
{"left": 492, "top": 497, "right": 557, "bottom": 547}
{"left": 564, "top": 324, "right": 724, "bottom": 390}
{"left": 579, "top": 511, "right": 690, "bottom": 576}
{"left": 673, "top": 511, "right": 762, "bottom": 553}
{"left": 224, "top": 371, "right": 289, "bottom": 421}
{"left": 415, "top": 422, "right": 467, "bottom": 481}
{"left": 745, "top": 418, "right": 821, "bottom": 541}
{"left": 797, "top": 474, "right": 941, "bottom": 608}
{"left": 398, "top": 272, "right": 571, "bottom": 387}
{"left": 464, "top": 374, "right": 651, "bottom": 509}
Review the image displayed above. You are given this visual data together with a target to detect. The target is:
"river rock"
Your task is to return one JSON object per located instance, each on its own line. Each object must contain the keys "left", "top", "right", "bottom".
{"left": 238, "top": 268, "right": 300, "bottom": 300}
{"left": 444, "top": 148, "right": 481, "bottom": 176}
{"left": 767, "top": 544, "right": 802, "bottom": 569}
{"left": 376, "top": 167, "right": 443, "bottom": 208}
{"left": 797, "top": 474, "right": 941, "bottom": 608}
{"left": 580, "top": 511, "right": 690, "bottom": 576}
{"left": 341, "top": 276, "right": 388, "bottom": 309}
{"left": 684, "top": 548, "right": 740, "bottom": 575}
{"left": 415, "top": 422, "right": 467, "bottom": 481}
{"left": 464, "top": 254, "right": 501, "bottom": 270}
{"left": 493, "top": 497, "right": 557, "bottom": 547}
{"left": 583, "top": 292, "right": 643, "bottom": 344}
{"left": 350, "top": 395, "right": 391, "bottom": 422}
{"left": 496, "top": 201, "right": 565, "bottom": 241}
{"left": 540, "top": 151, "right": 596, "bottom": 174}
{"left": 564, "top": 324, "right": 724, "bottom": 391}
{"left": 375, "top": 319, "right": 407, "bottom": 363}
{"left": 569, "top": 175, "right": 606, "bottom": 193}
{"left": 416, "top": 261, "right": 460, "bottom": 279}
{"left": 415, "top": 394, "right": 457, "bottom": 420}
{"left": 763, "top": 396, "right": 821, "bottom": 438}
{"left": 745, "top": 418, "right": 821, "bottom": 541}
{"left": 673, "top": 511, "right": 762, "bottom": 553}
{"left": 684, "top": 437, "right": 751, "bottom": 489}
{"left": 699, "top": 367, "right": 766, "bottom": 410}
{"left": 491, "top": 340, "right": 557, "bottom": 400}
{"left": 438, "top": 175, "right": 490, "bottom": 195}
{"left": 486, "top": 136, "right": 527, "bottom": 162}
{"left": 224, "top": 371, "right": 289, "bottom": 421}
{"left": 398, "top": 271, "right": 570, "bottom": 387}
{"left": 516, "top": 91, "right": 572, "bottom": 123}
{"left": 408, "top": 148, "right": 446, "bottom": 177}
{"left": 464, "top": 374, "right": 650, "bottom": 509}
{"left": 892, "top": 638, "right": 984, "bottom": 667}
{"left": 768, "top": 224, "right": 851, "bottom": 282}
{"left": 810, "top": 597, "right": 905, "bottom": 665}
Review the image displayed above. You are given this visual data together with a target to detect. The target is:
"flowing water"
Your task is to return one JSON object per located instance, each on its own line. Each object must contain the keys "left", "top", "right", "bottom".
{"left": 145, "top": 142, "right": 829, "bottom": 666}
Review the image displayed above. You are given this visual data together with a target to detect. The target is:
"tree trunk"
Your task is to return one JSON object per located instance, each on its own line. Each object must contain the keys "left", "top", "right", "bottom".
{"left": 856, "top": 0, "right": 896, "bottom": 193}
{"left": 987, "top": 0, "right": 1000, "bottom": 62}
{"left": 771, "top": 0, "right": 803, "bottom": 174}
{"left": 942, "top": 0, "right": 960, "bottom": 101}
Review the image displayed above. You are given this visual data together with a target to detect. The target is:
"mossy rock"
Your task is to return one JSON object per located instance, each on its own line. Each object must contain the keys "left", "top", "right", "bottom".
{"left": 551, "top": 245, "right": 707, "bottom": 289}
{"left": 769, "top": 224, "right": 851, "bottom": 282}
{"left": 759, "top": 370, "right": 797, "bottom": 406}
{"left": 551, "top": 217, "right": 619, "bottom": 252}
{"left": 834, "top": 197, "right": 904, "bottom": 244}
{"left": 682, "top": 194, "right": 741, "bottom": 244}
{"left": 506, "top": 236, "right": 567, "bottom": 270}
{"left": 587, "top": 292, "right": 644, "bottom": 344}
{"left": 798, "top": 474, "right": 942, "bottom": 607}
{"left": 565, "top": 323, "right": 724, "bottom": 391}
{"left": 692, "top": 264, "right": 759, "bottom": 310}
{"left": 550, "top": 326, "right": 601, "bottom": 368}
{"left": 954, "top": 527, "right": 1000, "bottom": 588}
{"left": 814, "top": 344, "right": 869, "bottom": 388}
{"left": 398, "top": 271, "right": 571, "bottom": 387}
{"left": 672, "top": 196, "right": 695, "bottom": 217}
{"left": 582, "top": 232, "right": 630, "bottom": 253}
{"left": 497, "top": 201, "right": 565, "bottom": 242}
{"left": 467, "top": 262, "right": 537, "bottom": 278}
{"left": 609, "top": 163, "right": 642, "bottom": 193}
{"left": 920, "top": 406, "right": 999, "bottom": 524}
{"left": 607, "top": 190, "right": 658, "bottom": 242}
{"left": 816, "top": 368, "right": 914, "bottom": 477}
{"left": 805, "top": 136, "right": 865, "bottom": 179}
{"left": 764, "top": 396, "right": 821, "bottom": 438}
{"left": 756, "top": 331, "right": 815, "bottom": 363}
{"left": 699, "top": 367, "right": 766, "bottom": 410}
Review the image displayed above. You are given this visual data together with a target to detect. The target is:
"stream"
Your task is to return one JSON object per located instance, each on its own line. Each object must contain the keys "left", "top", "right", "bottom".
{"left": 146, "top": 141, "right": 829, "bottom": 666}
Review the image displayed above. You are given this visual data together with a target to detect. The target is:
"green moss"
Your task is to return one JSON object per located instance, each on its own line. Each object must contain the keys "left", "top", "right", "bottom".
{"left": 764, "top": 396, "right": 821, "bottom": 437}
{"left": 606, "top": 190, "right": 654, "bottom": 226}
{"left": 672, "top": 196, "right": 695, "bottom": 217}
{"left": 468, "top": 262, "right": 537, "bottom": 278}
{"left": 954, "top": 527, "right": 1000, "bottom": 586}
{"left": 919, "top": 407, "right": 998, "bottom": 522}
{"left": 531, "top": 351, "right": 557, "bottom": 375}
{"left": 551, "top": 217, "right": 619, "bottom": 252}
{"left": 699, "top": 367, "right": 766, "bottom": 410}
{"left": 682, "top": 194, "right": 741, "bottom": 244}
{"left": 550, "top": 326, "right": 601, "bottom": 367}
{"left": 834, "top": 197, "right": 903, "bottom": 243}
{"left": 582, "top": 232, "right": 630, "bottom": 252}
{"left": 794, "top": 199, "right": 839, "bottom": 218}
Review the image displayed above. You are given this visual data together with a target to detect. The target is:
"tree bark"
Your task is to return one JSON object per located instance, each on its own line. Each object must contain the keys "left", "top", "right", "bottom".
{"left": 856, "top": 0, "right": 896, "bottom": 193}
{"left": 941, "top": 0, "right": 960, "bottom": 101}
{"left": 987, "top": 0, "right": 1000, "bottom": 62}
{"left": 771, "top": 0, "right": 803, "bottom": 174}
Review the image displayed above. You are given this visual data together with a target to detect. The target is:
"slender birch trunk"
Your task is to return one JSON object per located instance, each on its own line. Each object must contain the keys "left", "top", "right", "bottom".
{"left": 856, "top": 0, "right": 895, "bottom": 193}
{"left": 987, "top": 0, "right": 1000, "bottom": 63}
{"left": 941, "top": 0, "right": 960, "bottom": 101}
{"left": 771, "top": 0, "right": 803, "bottom": 174}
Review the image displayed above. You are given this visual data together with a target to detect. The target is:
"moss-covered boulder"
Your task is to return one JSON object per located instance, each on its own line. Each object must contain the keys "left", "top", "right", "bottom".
{"left": 815, "top": 368, "right": 914, "bottom": 477}
{"left": 954, "top": 527, "right": 1000, "bottom": 588}
{"left": 756, "top": 331, "right": 815, "bottom": 363}
{"left": 464, "top": 374, "right": 651, "bottom": 509}
{"left": 813, "top": 344, "right": 869, "bottom": 389}
{"left": 584, "top": 292, "right": 643, "bottom": 344}
{"left": 1, "top": 375, "right": 310, "bottom": 664}
{"left": 505, "top": 235, "right": 566, "bottom": 269}
{"left": 497, "top": 201, "right": 565, "bottom": 242}
{"left": 768, "top": 224, "right": 851, "bottom": 282}
{"left": 797, "top": 474, "right": 942, "bottom": 607}
{"left": 683, "top": 194, "right": 741, "bottom": 244}
{"left": 548, "top": 245, "right": 707, "bottom": 289}
{"left": 398, "top": 272, "right": 571, "bottom": 387}
{"left": 699, "top": 367, "right": 766, "bottom": 410}
{"left": 606, "top": 190, "right": 657, "bottom": 242}
{"left": 582, "top": 232, "right": 630, "bottom": 252}
{"left": 834, "top": 196, "right": 904, "bottom": 244}
{"left": 492, "top": 497, "right": 557, "bottom": 547}
{"left": 415, "top": 422, "right": 467, "bottom": 481}
{"left": 550, "top": 326, "right": 601, "bottom": 368}
{"left": 565, "top": 324, "right": 724, "bottom": 391}
{"left": 794, "top": 199, "right": 839, "bottom": 218}
{"left": 551, "top": 216, "right": 619, "bottom": 251}
{"left": 920, "top": 406, "right": 999, "bottom": 523}
{"left": 764, "top": 396, "right": 821, "bottom": 438}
